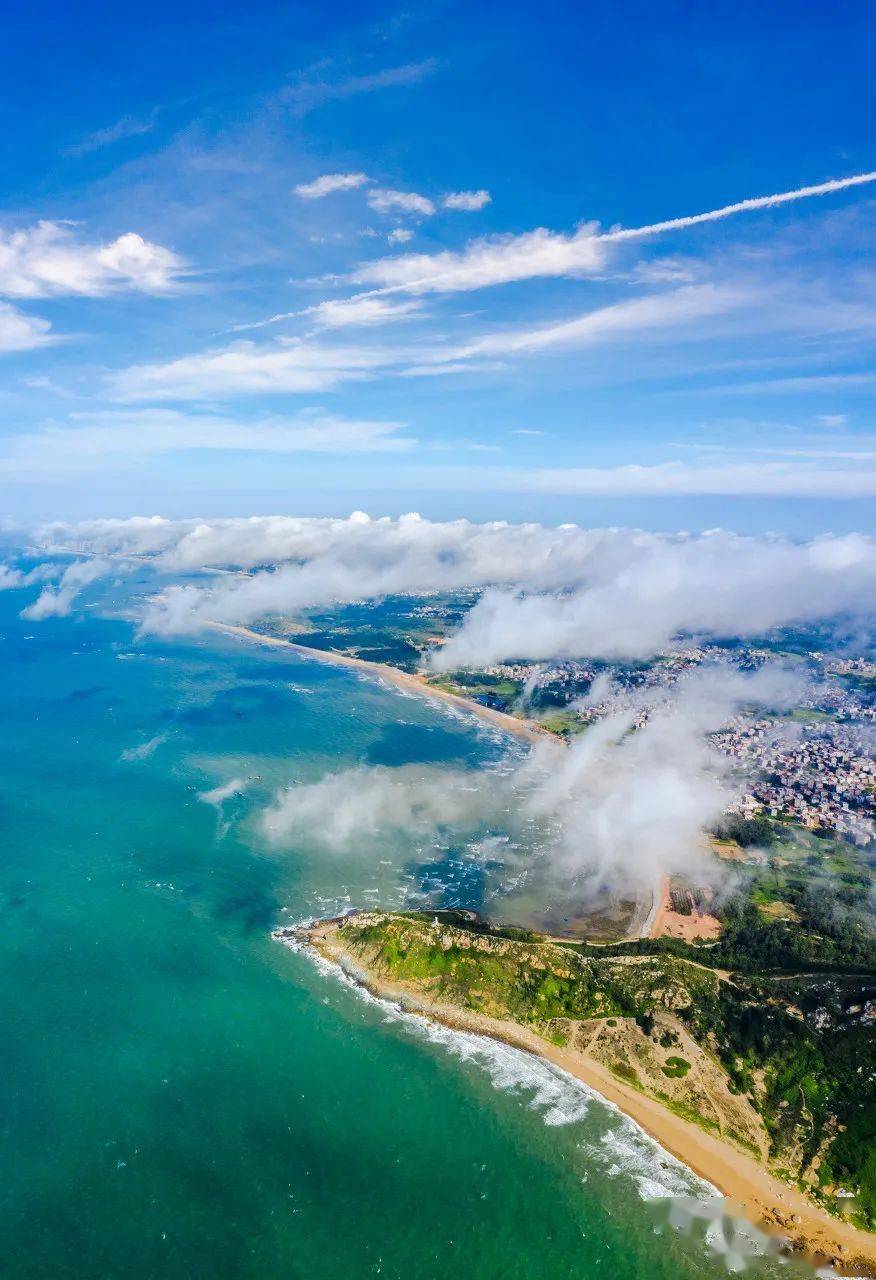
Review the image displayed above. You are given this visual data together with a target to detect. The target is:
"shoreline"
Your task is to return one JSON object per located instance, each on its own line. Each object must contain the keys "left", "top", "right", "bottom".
{"left": 280, "top": 918, "right": 876, "bottom": 1277}
{"left": 207, "top": 621, "right": 563, "bottom": 746}
{"left": 208, "top": 620, "right": 666, "bottom": 943}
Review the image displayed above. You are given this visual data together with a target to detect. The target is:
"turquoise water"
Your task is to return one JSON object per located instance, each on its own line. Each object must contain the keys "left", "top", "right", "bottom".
{"left": 0, "top": 590, "right": 812, "bottom": 1279}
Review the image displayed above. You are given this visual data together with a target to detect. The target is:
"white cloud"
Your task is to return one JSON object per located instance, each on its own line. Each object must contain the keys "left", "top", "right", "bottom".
{"left": 281, "top": 59, "right": 437, "bottom": 116}
{"left": 602, "top": 171, "right": 876, "bottom": 245}
{"left": 816, "top": 414, "right": 849, "bottom": 428}
{"left": 351, "top": 222, "right": 606, "bottom": 293}
{"left": 440, "top": 284, "right": 746, "bottom": 359}
{"left": 459, "top": 459, "right": 876, "bottom": 498}
{"left": 716, "top": 374, "right": 876, "bottom": 395}
{"left": 197, "top": 777, "right": 250, "bottom": 807}
{"left": 113, "top": 281, "right": 746, "bottom": 400}
{"left": 302, "top": 296, "right": 423, "bottom": 328}
{"left": 398, "top": 360, "right": 504, "bottom": 378}
{"left": 0, "top": 561, "right": 59, "bottom": 591}
{"left": 108, "top": 337, "right": 385, "bottom": 400}
{"left": 0, "top": 301, "right": 54, "bottom": 353}
{"left": 509, "top": 666, "right": 805, "bottom": 894}
{"left": 20, "top": 558, "right": 108, "bottom": 620}
{"left": 0, "top": 565, "right": 25, "bottom": 590}
{"left": 443, "top": 189, "right": 491, "bottom": 211}
{"left": 0, "top": 410, "right": 414, "bottom": 477}
{"left": 366, "top": 188, "right": 436, "bottom": 217}
{"left": 0, "top": 222, "right": 185, "bottom": 298}
{"left": 65, "top": 112, "right": 158, "bottom": 157}
{"left": 34, "top": 516, "right": 876, "bottom": 650}
{"left": 120, "top": 733, "right": 168, "bottom": 762}
{"left": 432, "top": 530, "right": 876, "bottom": 667}
{"left": 262, "top": 763, "right": 488, "bottom": 850}
{"left": 630, "top": 256, "right": 697, "bottom": 284}
{"left": 293, "top": 172, "right": 370, "bottom": 199}
{"left": 388, "top": 228, "right": 413, "bottom": 244}
{"left": 259, "top": 665, "right": 806, "bottom": 897}
{"left": 228, "top": 295, "right": 421, "bottom": 333}
{"left": 349, "top": 170, "right": 876, "bottom": 297}
{"left": 226, "top": 310, "right": 301, "bottom": 334}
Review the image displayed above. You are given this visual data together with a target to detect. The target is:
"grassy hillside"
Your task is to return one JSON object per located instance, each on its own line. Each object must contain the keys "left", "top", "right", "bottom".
{"left": 331, "top": 910, "right": 876, "bottom": 1229}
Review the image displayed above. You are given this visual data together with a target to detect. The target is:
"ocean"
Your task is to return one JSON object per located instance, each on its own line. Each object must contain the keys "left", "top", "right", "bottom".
{"left": 0, "top": 585, "right": 814, "bottom": 1279}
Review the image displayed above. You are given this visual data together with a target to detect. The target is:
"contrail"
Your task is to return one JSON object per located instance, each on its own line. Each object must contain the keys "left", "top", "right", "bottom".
{"left": 602, "top": 171, "right": 876, "bottom": 242}
{"left": 355, "top": 170, "right": 876, "bottom": 298}
{"left": 236, "top": 170, "right": 876, "bottom": 327}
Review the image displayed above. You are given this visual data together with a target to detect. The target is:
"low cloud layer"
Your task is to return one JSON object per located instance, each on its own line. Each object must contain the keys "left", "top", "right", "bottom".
{"left": 511, "top": 665, "right": 803, "bottom": 893}
{"left": 3, "top": 512, "right": 857, "bottom": 906}
{"left": 432, "top": 530, "right": 876, "bottom": 666}
{"left": 262, "top": 763, "right": 490, "bottom": 850}
{"left": 19, "top": 558, "right": 108, "bottom": 620}
{"left": 261, "top": 666, "right": 805, "bottom": 899}
{"left": 25, "top": 515, "right": 876, "bottom": 657}
{"left": 197, "top": 777, "right": 251, "bottom": 807}
{"left": 120, "top": 733, "right": 168, "bottom": 762}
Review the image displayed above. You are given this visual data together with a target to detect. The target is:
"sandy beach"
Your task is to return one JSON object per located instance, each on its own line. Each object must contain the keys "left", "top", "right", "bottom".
{"left": 210, "top": 622, "right": 665, "bottom": 941}
{"left": 285, "top": 918, "right": 876, "bottom": 1277}
{"left": 208, "top": 621, "right": 562, "bottom": 745}
{"left": 223, "top": 617, "right": 875, "bottom": 1271}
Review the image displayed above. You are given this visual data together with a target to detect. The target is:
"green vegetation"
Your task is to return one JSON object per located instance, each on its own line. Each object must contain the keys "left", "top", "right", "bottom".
{"left": 262, "top": 593, "right": 479, "bottom": 674}
{"left": 569, "top": 828, "right": 875, "bottom": 976}
{"left": 334, "top": 908, "right": 876, "bottom": 1228}
{"left": 344, "top": 913, "right": 635, "bottom": 1023}
{"left": 611, "top": 1062, "right": 640, "bottom": 1086}
{"left": 713, "top": 814, "right": 778, "bottom": 848}
{"left": 262, "top": 600, "right": 875, "bottom": 1224}
{"left": 837, "top": 671, "right": 876, "bottom": 693}
{"left": 532, "top": 710, "right": 586, "bottom": 739}
{"left": 425, "top": 670, "right": 525, "bottom": 711}
{"left": 788, "top": 707, "right": 833, "bottom": 724}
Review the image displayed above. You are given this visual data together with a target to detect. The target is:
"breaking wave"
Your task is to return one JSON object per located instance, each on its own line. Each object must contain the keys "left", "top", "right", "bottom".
{"left": 277, "top": 926, "right": 716, "bottom": 1205}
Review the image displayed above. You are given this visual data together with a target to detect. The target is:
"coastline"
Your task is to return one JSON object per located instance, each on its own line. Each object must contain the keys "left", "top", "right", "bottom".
{"left": 211, "top": 618, "right": 656, "bottom": 938}
{"left": 219, "top": 615, "right": 874, "bottom": 1269}
{"left": 281, "top": 918, "right": 876, "bottom": 1277}
{"left": 207, "top": 621, "right": 563, "bottom": 745}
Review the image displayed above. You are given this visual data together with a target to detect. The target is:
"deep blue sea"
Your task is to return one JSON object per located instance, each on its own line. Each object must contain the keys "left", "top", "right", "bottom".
{"left": 0, "top": 584, "right": 817, "bottom": 1279}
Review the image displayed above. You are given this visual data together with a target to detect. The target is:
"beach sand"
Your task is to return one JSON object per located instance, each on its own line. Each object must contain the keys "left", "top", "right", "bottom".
{"left": 287, "top": 919, "right": 876, "bottom": 1277}
{"left": 207, "top": 621, "right": 562, "bottom": 746}
{"left": 211, "top": 621, "right": 665, "bottom": 940}
{"left": 219, "top": 619, "right": 874, "bottom": 1270}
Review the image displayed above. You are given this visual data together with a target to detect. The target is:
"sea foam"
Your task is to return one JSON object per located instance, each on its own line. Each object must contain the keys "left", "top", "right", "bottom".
{"left": 273, "top": 927, "right": 803, "bottom": 1273}
{"left": 276, "top": 925, "right": 716, "bottom": 1203}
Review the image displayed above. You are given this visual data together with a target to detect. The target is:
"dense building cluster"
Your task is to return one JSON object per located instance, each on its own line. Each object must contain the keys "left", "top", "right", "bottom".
{"left": 717, "top": 719, "right": 875, "bottom": 845}
{"left": 478, "top": 646, "right": 876, "bottom": 846}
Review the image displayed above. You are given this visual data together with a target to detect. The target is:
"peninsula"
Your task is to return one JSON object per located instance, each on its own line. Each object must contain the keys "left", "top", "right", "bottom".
{"left": 276, "top": 910, "right": 876, "bottom": 1277}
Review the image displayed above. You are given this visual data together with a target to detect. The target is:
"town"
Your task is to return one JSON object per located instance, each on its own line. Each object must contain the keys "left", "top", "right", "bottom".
{"left": 455, "top": 644, "right": 876, "bottom": 847}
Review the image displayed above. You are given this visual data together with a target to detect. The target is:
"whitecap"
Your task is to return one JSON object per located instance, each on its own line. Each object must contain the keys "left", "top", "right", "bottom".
{"left": 275, "top": 926, "right": 718, "bottom": 1212}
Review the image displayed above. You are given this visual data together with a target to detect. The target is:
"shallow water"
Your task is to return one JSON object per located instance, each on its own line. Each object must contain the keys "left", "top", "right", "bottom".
{"left": 0, "top": 590, "right": 814, "bottom": 1279}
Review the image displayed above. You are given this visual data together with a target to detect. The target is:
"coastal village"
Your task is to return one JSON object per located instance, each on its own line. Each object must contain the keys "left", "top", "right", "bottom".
{"left": 465, "top": 646, "right": 876, "bottom": 848}
{"left": 717, "top": 719, "right": 874, "bottom": 846}
{"left": 250, "top": 602, "right": 876, "bottom": 1267}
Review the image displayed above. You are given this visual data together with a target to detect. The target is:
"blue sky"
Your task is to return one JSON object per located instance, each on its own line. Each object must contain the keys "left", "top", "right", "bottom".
{"left": 2, "top": 0, "right": 875, "bottom": 531}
